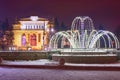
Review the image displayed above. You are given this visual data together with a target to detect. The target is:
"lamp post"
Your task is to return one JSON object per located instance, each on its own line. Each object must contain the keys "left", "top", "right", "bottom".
{"left": 47, "top": 22, "right": 54, "bottom": 50}
{"left": 42, "top": 20, "right": 46, "bottom": 51}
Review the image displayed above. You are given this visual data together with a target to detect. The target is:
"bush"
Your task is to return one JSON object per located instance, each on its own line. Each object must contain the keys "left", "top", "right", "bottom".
{"left": 0, "top": 51, "right": 47, "bottom": 61}
{"left": 0, "top": 57, "right": 3, "bottom": 64}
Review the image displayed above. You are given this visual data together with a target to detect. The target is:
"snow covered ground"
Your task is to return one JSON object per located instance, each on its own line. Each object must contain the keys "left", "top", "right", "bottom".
{"left": 0, "top": 67, "right": 120, "bottom": 80}
{"left": 1, "top": 59, "right": 59, "bottom": 66}
{"left": 1, "top": 59, "right": 120, "bottom": 80}
{"left": 1, "top": 59, "right": 120, "bottom": 67}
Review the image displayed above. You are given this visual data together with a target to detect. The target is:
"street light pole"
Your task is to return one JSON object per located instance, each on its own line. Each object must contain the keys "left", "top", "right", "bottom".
{"left": 43, "top": 20, "right": 46, "bottom": 50}
{"left": 47, "top": 22, "right": 54, "bottom": 50}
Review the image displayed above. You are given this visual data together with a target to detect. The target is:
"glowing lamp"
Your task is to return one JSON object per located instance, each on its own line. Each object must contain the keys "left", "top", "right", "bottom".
{"left": 51, "top": 28, "right": 54, "bottom": 32}
{"left": 30, "top": 16, "right": 39, "bottom": 21}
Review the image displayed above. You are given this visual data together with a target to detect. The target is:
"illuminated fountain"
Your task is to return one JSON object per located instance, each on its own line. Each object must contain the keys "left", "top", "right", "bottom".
{"left": 49, "top": 16, "right": 120, "bottom": 52}
{"left": 49, "top": 16, "right": 120, "bottom": 63}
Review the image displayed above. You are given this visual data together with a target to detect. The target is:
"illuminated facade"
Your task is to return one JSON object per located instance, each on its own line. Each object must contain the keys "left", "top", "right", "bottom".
{"left": 12, "top": 16, "right": 54, "bottom": 50}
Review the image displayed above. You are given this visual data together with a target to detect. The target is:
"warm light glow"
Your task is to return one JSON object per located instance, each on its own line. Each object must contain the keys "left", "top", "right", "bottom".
{"left": 51, "top": 28, "right": 54, "bottom": 32}
{"left": 47, "top": 28, "right": 50, "bottom": 32}
{"left": 30, "top": 16, "right": 39, "bottom": 21}
{"left": 12, "top": 16, "right": 52, "bottom": 50}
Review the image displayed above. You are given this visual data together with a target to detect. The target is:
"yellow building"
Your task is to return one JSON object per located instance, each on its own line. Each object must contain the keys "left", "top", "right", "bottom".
{"left": 12, "top": 16, "right": 54, "bottom": 50}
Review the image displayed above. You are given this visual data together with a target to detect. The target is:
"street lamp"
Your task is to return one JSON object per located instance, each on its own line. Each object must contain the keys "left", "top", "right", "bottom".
{"left": 47, "top": 23, "right": 54, "bottom": 38}
{"left": 42, "top": 20, "right": 46, "bottom": 51}
{"left": 46, "top": 22, "right": 54, "bottom": 50}
{"left": 42, "top": 20, "right": 54, "bottom": 51}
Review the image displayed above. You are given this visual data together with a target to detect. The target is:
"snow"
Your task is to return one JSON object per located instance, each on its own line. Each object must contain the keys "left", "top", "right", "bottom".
{"left": 1, "top": 59, "right": 59, "bottom": 66}
{"left": 65, "top": 63, "right": 120, "bottom": 67}
{"left": 1, "top": 59, "right": 120, "bottom": 80}
{"left": 1, "top": 59, "right": 120, "bottom": 67}
{"left": 0, "top": 67, "right": 120, "bottom": 80}
{"left": 52, "top": 54, "right": 117, "bottom": 56}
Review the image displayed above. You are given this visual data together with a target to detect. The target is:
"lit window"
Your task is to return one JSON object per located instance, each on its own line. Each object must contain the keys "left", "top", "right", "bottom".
{"left": 30, "top": 34, "right": 37, "bottom": 46}
{"left": 21, "top": 33, "right": 26, "bottom": 46}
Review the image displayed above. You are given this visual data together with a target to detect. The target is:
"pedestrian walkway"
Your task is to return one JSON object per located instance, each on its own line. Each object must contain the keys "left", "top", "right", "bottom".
{"left": 0, "top": 59, "right": 120, "bottom": 71}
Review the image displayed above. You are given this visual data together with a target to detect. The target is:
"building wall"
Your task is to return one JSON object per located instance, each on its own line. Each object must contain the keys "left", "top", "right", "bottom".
{"left": 12, "top": 16, "right": 50, "bottom": 50}
{"left": 12, "top": 29, "right": 48, "bottom": 50}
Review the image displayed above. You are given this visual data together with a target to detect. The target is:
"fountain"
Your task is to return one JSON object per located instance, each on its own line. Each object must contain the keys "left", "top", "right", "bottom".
{"left": 49, "top": 16, "right": 120, "bottom": 63}
{"left": 49, "top": 16, "right": 119, "bottom": 52}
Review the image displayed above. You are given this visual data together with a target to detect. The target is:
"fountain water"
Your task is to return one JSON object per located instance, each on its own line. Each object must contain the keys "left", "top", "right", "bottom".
{"left": 49, "top": 16, "right": 120, "bottom": 63}
{"left": 49, "top": 16, "right": 119, "bottom": 52}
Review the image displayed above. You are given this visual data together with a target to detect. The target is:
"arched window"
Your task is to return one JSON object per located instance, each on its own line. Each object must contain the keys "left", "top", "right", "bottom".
{"left": 21, "top": 33, "right": 26, "bottom": 46}
{"left": 30, "top": 34, "right": 37, "bottom": 46}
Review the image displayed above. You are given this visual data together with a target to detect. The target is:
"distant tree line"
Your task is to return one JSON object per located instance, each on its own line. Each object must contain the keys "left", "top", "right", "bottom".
{"left": 0, "top": 18, "right": 13, "bottom": 50}
{"left": 97, "top": 25, "right": 120, "bottom": 43}
{"left": 54, "top": 17, "right": 69, "bottom": 32}
{"left": 114, "top": 26, "right": 120, "bottom": 41}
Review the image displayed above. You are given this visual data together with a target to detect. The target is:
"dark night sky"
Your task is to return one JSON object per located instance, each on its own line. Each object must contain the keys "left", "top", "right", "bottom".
{"left": 0, "top": 0, "right": 120, "bottom": 32}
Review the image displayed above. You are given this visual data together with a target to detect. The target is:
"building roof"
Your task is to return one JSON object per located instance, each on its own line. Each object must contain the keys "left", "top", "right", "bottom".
{"left": 19, "top": 16, "right": 49, "bottom": 21}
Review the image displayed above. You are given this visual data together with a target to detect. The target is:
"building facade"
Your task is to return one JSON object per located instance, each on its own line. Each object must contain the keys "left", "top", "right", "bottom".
{"left": 12, "top": 16, "right": 54, "bottom": 50}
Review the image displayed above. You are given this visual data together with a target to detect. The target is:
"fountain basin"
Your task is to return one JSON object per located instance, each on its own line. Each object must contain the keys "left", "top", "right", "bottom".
{"left": 52, "top": 52, "right": 117, "bottom": 63}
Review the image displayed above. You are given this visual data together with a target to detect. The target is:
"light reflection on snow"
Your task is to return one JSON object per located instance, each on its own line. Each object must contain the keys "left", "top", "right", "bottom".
{"left": 1, "top": 59, "right": 120, "bottom": 67}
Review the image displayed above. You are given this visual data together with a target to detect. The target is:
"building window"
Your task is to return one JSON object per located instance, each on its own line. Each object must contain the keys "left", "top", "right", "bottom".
{"left": 37, "top": 25, "right": 39, "bottom": 29}
{"left": 30, "top": 34, "right": 37, "bottom": 46}
{"left": 21, "top": 33, "right": 26, "bottom": 46}
{"left": 34, "top": 25, "right": 36, "bottom": 29}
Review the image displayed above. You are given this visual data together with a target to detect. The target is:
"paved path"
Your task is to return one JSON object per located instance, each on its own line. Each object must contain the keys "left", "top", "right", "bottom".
{"left": 1, "top": 60, "right": 120, "bottom": 71}
{"left": 0, "top": 67, "right": 120, "bottom": 80}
